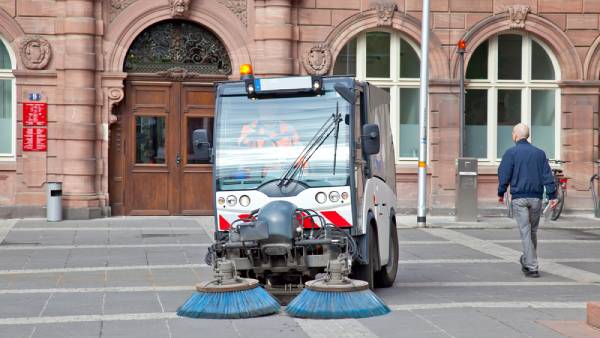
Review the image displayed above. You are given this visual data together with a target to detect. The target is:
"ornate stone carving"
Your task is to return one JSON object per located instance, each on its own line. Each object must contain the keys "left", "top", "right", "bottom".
{"left": 107, "top": 88, "right": 124, "bottom": 109}
{"left": 106, "top": 87, "right": 124, "bottom": 125}
{"left": 169, "top": 0, "right": 191, "bottom": 18}
{"left": 157, "top": 67, "right": 205, "bottom": 80}
{"left": 20, "top": 36, "right": 52, "bottom": 70}
{"left": 507, "top": 5, "right": 530, "bottom": 29}
{"left": 110, "top": 0, "right": 137, "bottom": 22}
{"left": 124, "top": 21, "right": 232, "bottom": 75}
{"left": 374, "top": 1, "right": 397, "bottom": 26}
{"left": 218, "top": 0, "right": 248, "bottom": 27}
{"left": 303, "top": 44, "right": 332, "bottom": 76}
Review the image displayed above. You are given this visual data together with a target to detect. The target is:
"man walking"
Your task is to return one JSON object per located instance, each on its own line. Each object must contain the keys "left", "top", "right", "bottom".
{"left": 498, "top": 123, "right": 557, "bottom": 278}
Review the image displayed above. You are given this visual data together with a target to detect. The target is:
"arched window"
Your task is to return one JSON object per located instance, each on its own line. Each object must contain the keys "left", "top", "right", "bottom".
{"left": 124, "top": 20, "right": 232, "bottom": 75}
{"left": 333, "top": 31, "right": 421, "bottom": 159}
{"left": 465, "top": 33, "right": 560, "bottom": 161}
{"left": 0, "top": 37, "right": 14, "bottom": 158}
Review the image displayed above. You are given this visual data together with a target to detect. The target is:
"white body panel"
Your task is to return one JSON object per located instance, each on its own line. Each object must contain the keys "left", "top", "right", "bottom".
{"left": 216, "top": 186, "right": 353, "bottom": 230}
{"left": 362, "top": 177, "right": 396, "bottom": 266}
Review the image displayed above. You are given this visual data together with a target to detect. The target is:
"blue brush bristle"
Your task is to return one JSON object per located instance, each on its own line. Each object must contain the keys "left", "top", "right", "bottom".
{"left": 285, "top": 288, "right": 390, "bottom": 319}
{"left": 177, "top": 286, "right": 280, "bottom": 319}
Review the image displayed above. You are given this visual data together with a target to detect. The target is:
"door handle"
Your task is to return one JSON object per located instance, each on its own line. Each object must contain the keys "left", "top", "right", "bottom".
{"left": 176, "top": 153, "right": 181, "bottom": 167}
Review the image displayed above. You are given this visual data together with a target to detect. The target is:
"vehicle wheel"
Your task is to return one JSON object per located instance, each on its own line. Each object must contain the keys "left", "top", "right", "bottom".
{"left": 350, "top": 224, "right": 377, "bottom": 290}
{"left": 551, "top": 188, "right": 565, "bottom": 221}
{"left": 375, "top": 219, "right": 399, "bottom": 288}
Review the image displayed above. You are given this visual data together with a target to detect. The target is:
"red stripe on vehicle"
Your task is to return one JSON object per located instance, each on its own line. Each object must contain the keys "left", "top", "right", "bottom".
{"left": 298, "top": 211, "right": 319, "bottom": 229}
{"left": 218, "top": 215, "right": 231, "bottom": 231}
{"left": 238, "top": 214, "right": 252, "bottom": 221}
{"left": 321, "top": 211, "right": 351, "bottom": 227}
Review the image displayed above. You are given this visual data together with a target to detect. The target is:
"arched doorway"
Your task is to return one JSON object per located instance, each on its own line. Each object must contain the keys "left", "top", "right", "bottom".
{"left": 109, "top": 20, "right": 231, "bottom": 216}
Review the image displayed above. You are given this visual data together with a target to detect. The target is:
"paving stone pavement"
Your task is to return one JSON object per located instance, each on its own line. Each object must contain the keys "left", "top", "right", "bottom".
{"left": 0, "top": 216, "right": 598, "bottom": 337}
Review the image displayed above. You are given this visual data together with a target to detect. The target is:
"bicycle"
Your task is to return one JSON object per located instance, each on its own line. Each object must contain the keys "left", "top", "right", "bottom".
{"left": 544, "top": 159, "right": 568, "bottom": 221}
{"left": 590, "top": 161, "right": 600, "bottom": 217}
{"left": 503, "top": 160, "right": 567, "bottom": 220}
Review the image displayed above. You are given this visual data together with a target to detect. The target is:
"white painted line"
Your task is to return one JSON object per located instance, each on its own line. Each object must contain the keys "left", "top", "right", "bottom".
{"left": 394, "top": 281, "right": 595, "bottom": 288}
{"left": 545, "top": 258, "right": 600, "bottom": 263}
{"left": 398, "top": 240, "right": 451, "bottom": 245}
{"left": 0, "top": 219, "right": 16, "bottom": 244}
{"left": 10, "top": 227, "right": 206, "bottom": 232}
{"left": 400, "top": 258, "right": 600, "bottom": 264}
{"left": 194, "top": 218, "right": 215, "bottom": 242}
{"left": 0, "top": 280, "right": 594, "bottom": 295}
{"left": 0, "top": 243, "right": 211, "bottom": 251}
{"left": 388, "top": 301, "right": 587, "bottom": 311}
{"left": 399, "top": 239, "right": 600, "bottom": 245}
{"left": 493, "top": 239, "right": 600, "bottom": 244}
{"left": 0, "top": 301, "right": 587, "bottom": 326}
{"left": 399, "top": 259, "right": 507, "bottom": 264}
{"left": 0, "top": 264, "right": 209, "bottom": 275}
{"left": 423, "top": 228, "right": 600, "bottom": 283}
{"left": 0, "top": 312, "right": 179, "bottom": 325}
{"left": 1, "top": 257, "right": 596, "bottom": 276}
{"left": 0, "top": 286, "right": 195, "bottom": 295}
{"left": 295, "top": 318, "right": 378, "bottom": 338}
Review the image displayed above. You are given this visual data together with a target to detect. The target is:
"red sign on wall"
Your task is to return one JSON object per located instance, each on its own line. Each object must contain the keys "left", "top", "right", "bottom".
{"left": 23, "top": 127, "right": 47, "bottom": 152}
{"left": 23, "top": 102, "right": 48, "bottom": 126}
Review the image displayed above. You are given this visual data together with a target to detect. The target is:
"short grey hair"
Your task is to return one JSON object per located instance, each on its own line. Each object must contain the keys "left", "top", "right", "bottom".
{"left": 513, "top": 123, "right": 529, "bottom": 140}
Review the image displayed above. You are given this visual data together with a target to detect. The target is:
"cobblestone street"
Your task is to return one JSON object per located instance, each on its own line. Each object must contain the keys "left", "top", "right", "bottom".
{"left": 0, "top": 216, "right": 598, "bottom": 337}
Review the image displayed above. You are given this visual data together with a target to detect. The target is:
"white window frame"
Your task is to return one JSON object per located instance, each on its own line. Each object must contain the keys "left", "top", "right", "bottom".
{"left": 0, "top": 35, "right": 16, "bottom": 160}
{"left": 466, "top": 32, "right": 561, "bottom": 164}
{"left": 346, "top": 29, "right": 422, "bottom": 163}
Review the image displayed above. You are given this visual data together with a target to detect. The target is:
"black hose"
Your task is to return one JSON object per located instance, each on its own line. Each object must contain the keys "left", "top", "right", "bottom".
{"left": 297, "top": 208, "right": 358, "bottom": 259}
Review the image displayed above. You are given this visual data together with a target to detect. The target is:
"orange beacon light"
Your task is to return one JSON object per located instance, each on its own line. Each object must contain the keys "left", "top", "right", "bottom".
{"left": 240, "top": 64, "right": 253, "bottom": 79}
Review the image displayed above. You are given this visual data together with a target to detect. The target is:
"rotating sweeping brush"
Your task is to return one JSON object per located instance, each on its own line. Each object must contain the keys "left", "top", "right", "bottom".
{"left": 177, "top": 260, "right": 280, "bottom": 319}
{"left": 285, "top": 257, "right": 390, "bottom": 319}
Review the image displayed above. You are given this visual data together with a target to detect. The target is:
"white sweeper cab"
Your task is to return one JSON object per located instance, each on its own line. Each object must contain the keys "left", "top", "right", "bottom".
{"left": 192, "top": 66, "right": 399, "bottom": 301}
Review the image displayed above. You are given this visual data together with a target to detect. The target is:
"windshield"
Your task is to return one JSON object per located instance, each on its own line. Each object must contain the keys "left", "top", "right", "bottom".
{"left": 215, "top": 82, "right": 352, "bottom": 191}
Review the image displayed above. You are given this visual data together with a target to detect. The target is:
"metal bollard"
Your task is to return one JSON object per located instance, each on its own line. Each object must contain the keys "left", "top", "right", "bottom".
{"left": 47, "top": 182, "right": 62, "bottom": 222}
{"left": 455, "top": 158, "right": 478, "bottom": 222}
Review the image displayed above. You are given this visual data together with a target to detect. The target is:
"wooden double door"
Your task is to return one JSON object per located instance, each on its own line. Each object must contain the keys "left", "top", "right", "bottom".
{"left": 109, "top": 80, "right": 215, "bottom": 215}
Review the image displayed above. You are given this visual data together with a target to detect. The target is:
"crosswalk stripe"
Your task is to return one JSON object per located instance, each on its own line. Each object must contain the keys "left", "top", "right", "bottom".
{"left": 423, "top": 228, "right": 600, "bottom": 283}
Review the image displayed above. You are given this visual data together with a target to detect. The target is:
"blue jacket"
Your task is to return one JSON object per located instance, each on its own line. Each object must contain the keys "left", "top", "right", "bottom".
{"left": 497, "top": 139, "right": 556, "bottom": 200}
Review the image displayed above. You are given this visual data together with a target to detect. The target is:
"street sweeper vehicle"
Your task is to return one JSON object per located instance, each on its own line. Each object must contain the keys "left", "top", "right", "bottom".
{"left": 177, "top": 66, "right": 399, "bottom": 319}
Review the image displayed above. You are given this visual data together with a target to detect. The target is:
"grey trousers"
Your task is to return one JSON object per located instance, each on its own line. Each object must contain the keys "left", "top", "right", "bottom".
{"left": 512, "top": 198, "right": 542, "bottom": 271}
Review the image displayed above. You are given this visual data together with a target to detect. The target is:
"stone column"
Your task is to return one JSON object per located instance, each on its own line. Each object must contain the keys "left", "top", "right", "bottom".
{"left": 429, "top": 82, "right": 460, "bottom": 214}
{"left": 52, "top": 0, "right": 99, "bottom": 218}
{"left": 254, "top": 0, "right": 294, "bottom": 76}
{"left": 560, "top": 86, "right": 599, "bottom": 211}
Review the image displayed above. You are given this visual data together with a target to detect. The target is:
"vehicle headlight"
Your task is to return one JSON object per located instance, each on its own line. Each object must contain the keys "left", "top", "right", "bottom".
{"left": 217, "top": 197, "right": 226, "bottom": 206}
{"left": 329, "top": 191, "right": 340, "bottom": 202}
{"left": 226, "top": 195, "right": 237, "bottom": 207}
{"left": 315, "top": 192, "right": 327, "bottom": 204}
{"left": 239, "top": 195, "right": 251, "bottom": 207}
{"left": 341, "top": 192, "right": 349, "bottom": 200}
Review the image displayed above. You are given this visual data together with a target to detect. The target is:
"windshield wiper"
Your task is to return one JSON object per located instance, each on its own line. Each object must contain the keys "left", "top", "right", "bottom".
{"left": 332, "top": 101, "right": 340, "bottom": 175}
{"left": 278, "top": 106, "right": 342, "bottom": 187}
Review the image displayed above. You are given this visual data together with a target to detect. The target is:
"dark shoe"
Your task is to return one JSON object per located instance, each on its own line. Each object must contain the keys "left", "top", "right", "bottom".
{"left": 523, "top": 269, "right": 540, "bottom": 278}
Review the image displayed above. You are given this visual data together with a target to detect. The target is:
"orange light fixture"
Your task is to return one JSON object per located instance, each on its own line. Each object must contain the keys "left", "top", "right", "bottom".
{"left": 457, "top": 39, "right": 466, "bottom": 50}
{"left": 240, "top": 63, "right": 253, "bottom": 76}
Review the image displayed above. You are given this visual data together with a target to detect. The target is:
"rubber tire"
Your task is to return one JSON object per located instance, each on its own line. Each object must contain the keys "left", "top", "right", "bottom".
{"left": 351, "top": 224, "right": 377, "bottom": 290}
{"left": 375, "top": 221, "right": 399, "bottom": 288}
{"left": 551, "top": 188, "right": 565, "bottom": 221}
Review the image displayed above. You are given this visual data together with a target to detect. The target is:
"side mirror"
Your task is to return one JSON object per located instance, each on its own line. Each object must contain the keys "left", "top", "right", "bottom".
{"left": 334, "top": 83, "right": 355, "bottom": 104}
{"left": 361, "top": 124, "right": 380, "bottom": 155}
{"left": 192, "top": 129, "right": 211, "bottom": 162}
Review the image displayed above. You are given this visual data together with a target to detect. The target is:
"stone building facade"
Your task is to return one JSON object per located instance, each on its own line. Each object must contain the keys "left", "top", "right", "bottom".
{"left": 0, "top": 0, "right": 599, "bottom": 218}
